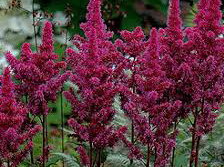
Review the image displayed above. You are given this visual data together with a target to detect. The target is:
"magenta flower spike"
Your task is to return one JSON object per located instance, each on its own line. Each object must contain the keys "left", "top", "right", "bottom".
{"left": 116, "top": 14, "right": 182, "bottom": 165}
{"left": 6, "top": 21, "right": 69, "bottom": 115}
{"left": 0, "top": 67, "right": 41, "bottom": 167}
{"left": 65, "top": 0, "right": 130, "bottom": 166}
{"left": 166, "top": 0, "right": 182, "bottom": 39}
{"left": 194, "top": 0, "right": 223, "bottom": 35}
{"left": 5, "top": 21, "right": 69, "bottom": 166}
{"left": 2, "top": 0, "right": 224, "bottom": 166}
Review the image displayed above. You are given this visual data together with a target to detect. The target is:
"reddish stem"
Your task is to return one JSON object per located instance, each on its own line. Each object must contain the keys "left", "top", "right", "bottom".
{"left": 195, "top": 136, "right": 201, "bottom": 167}
{"left": 194, "top": 97, "right": 204, "bottom": 167}
{"left": 97, "top": 149, "right": 101, "bottom": 167}
{"left": 189, "top": 109, "right": 198, "bottom": 167}
{"left": 130, "top": 57, "right": 136, "bottom": 165}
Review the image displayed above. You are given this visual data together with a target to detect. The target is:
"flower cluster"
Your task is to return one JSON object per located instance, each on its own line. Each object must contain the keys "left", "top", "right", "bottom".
{"left": 1, "top": 0, "right": 224, "bottom": 166}
{"left": 6, "top": 21, "right": 69, "bottom": 116}
{"left": 64, "top": 0, "right": 129, "bottom": 166}
{"left": 116, "top": 19, "right": 182, "bottom": 167}
{"left": 5, "top": 21, "right": 70, "bottom": 165}
{"left": 183, "top": 0, "right": 224, "bottom": 165}
{"left": 0, "top": 67, "right": 41, "bottom": 167}
{"left": 64, "top": 0, "right": 224, "bottom": 166}
{"left": 160, "top": 0, "right": 224, "bottom": 166}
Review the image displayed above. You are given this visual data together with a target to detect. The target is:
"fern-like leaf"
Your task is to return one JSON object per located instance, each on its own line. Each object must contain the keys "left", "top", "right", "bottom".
{"left": 51, "top": 153, "right": 80, "bottom": 167}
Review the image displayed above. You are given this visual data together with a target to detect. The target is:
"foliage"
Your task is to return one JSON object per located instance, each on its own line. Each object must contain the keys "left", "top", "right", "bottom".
{"left": 0, "top": 0, "right": 224, "bottom": 167}
{"left": 50, "top": 153, "right": 80, "bottom": 167}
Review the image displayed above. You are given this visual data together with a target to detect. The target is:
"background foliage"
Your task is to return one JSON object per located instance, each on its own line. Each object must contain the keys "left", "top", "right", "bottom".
{"left": 0, "top": 0, "right": 223, "bottom": 166}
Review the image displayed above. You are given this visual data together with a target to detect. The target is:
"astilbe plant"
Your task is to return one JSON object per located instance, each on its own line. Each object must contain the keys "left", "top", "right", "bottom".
{"left": 159, "top": 0, "right": 189, "bottom": 166}
{"left": 161, "top": 0, "right": 224, "bottom": 166}
{"left": 5, "top": 21, "right": 70, "bottom": 166}
{"left": 181, "top": 0, "right": 224, "bottom": 166}
{"left": 159, "top": 0, "right": 188, "bottom": 119}
{"left": 138, "top": 28, "right": 182, "bottom": 167}
{"left": 64, "top": 0, "right": 132, "bottom": 166}
{"left": 116, "top": 21, "right": 182, "bottom": 166}
{"left": 0, "top": 67, "right": 41, "bottom": 167}
{"left": 114, "top": 26, "right": 148, "bottom": 163}
{"left": 2, "top": 0, "right": 224, "bottom": 166}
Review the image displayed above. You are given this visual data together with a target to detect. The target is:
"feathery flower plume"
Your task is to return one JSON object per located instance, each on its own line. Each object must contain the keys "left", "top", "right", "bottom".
{"left": 5, "top": 21, "right": 69, "bottom": 166}
{"left": 117, "top": 25, "right": 181, "bottom": 166}
{"left": 0, "top": 67, "right": 41, "bottom": 167}
{"left": 6, "top": 21, "right": 68, "bottom": 115}
{"left": 182, "top": 0, "right": 224, "bottom": 166}
{"left": 65, "top": 0, "right": 127, "bottom": 166}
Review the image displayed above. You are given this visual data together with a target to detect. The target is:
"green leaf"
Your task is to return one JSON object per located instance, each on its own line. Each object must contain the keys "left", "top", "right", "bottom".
{"left": 46, "top": 155, "right": 62, "bottom": 167}
{"left": 143, "top": 0, "right": 168, "bottom": 14}
{"left": 51, "top": 153, "right": 80, "bottom": 167}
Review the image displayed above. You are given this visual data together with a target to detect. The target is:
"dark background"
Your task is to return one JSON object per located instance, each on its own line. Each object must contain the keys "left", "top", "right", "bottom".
{"left": 36, "top": 0, "right": 199, "bottom": 35}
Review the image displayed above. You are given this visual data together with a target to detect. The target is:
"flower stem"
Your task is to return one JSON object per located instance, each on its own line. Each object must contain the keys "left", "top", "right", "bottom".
{"left": 42, "top": 115, "right": 46, "bottom": 167}
{"left": 61, "top": 28, "right": 68, "bottom": 167}
{"left": 32, "top": 0, "right": 38, "bottom": 52}
{"left": 194, "top": 98, "right": 204, "bottom": 167}
{"left": 90, "top": 142, "right": 93, "bottom": 167}
{"left": 170, "top": 121, "right": 177, "bottom": 167}
{"left": 146, "top": 114, "right": 151, "bottom": 167}
{"left": 61, "top": 90, "right": 65, "bottom": 167}
{"left": 146, "top": 144, "right": 151, "bottom": 167}
{"left": 97, "top": 149, "right": 101, "bottom": 167}
{"left": 194, "top": 136, "right": 201, "bottom": 167}
{"left": 130, "top": 57, "right": 136, "bottom": 165}
{"left": 30, "top": 148, "right": 34, "bottom": 165}
{"left": 189, "top": 109, "right": 198, "bottom": 167}
{"left": 130, "top": 121, "right": 134, "bottom": 165}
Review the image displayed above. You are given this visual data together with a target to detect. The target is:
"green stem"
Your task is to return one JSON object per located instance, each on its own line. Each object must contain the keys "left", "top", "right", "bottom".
{"left": 32, "top": 0, "right": 38, "bottom": 52}
{"left": 61, "top": 28, "right": 68, "bottom": 167}
{"left": 146, "top": 144, "right": 151, "bottom": 167}
{"left": 42, "top": 115, "right": 46, "bottom": 167}
{"left": 130, "top": 121, "right": 134, "bottom": 165}
{"left": 61, "top": 90, "right": 65, "bottom": 167}
{"left": 90, "top": 142, "right": 93, "bottom": 167}
{"left": 97, "top": 149, "right": 101, "bottom": 167}
{"left": 171, "top": 121, "right": 177, "bottom": 167}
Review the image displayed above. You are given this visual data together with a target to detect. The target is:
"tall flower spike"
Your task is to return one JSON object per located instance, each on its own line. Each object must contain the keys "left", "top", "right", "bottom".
{"left": 144, "top": 28, "right": 159, "bottom": 61}
{"left": 80, "top": 0, "right": 113, "bottom": 40}
{"left": 40, "top": 21, "right": 54, "bottom": 54}
{"left": 0, "top": 67, "right": 40, "bottom": 167}
{"left": 193, "top": 0, "right": 208, "bottom": 27}
{"left": 194, "top": 0, "right": 223, "bottom": 34}
{"left": 21, "top": 43, "right": 32, "bottom": 61}
{"left": 65, "top": 0, "right": 127, "bottom": 165}
{"left": 6, "top": 21, "right": 67, "bottom": 115}
{"left": 6, "top": 21, "right": 67, "bottom": 166}
{"left": 141, "top": 28, "right": 168, "bottom": 95}
{"left": 166, "top": 0, "right": 182, "bottom": 39}
{"left": 0, "top": 67, "right": 14, "bottom": 98}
